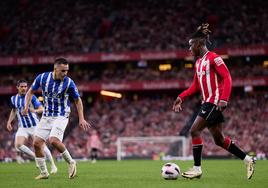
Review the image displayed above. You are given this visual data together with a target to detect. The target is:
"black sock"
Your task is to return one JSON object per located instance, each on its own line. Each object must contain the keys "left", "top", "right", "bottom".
{"left": 193, "top": 145, "right": 203, "bottom": 166}
{"left": 227, "top": 142, "right": 246, "bottom": 160}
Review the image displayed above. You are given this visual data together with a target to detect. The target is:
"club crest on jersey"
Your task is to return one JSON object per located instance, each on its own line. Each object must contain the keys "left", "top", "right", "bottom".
{"left": 197, "top": 71, "right": 206, "bottom": 77}
{"left": 214, "top": 57, "right": 224, "bottom": 66}
{"left": 203, "top": 60, "right": 209, "bottom": 66}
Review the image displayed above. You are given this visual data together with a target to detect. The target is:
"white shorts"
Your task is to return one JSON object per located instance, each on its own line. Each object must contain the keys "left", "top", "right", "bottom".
{"left": 35, "top": 116, "right": 69, "bottom": 142}
{"left": 15, "top": 127, "right": 35, "bottom": 139}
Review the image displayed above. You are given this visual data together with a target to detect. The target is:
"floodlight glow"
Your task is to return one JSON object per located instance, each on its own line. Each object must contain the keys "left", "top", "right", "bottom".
{"left": 100, "top": 90, "right": 122, "bottom": 98}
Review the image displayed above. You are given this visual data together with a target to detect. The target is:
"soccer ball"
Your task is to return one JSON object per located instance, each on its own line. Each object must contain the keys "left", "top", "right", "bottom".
{"left": 161, "top": 162, "right": 180, "bottom": 180}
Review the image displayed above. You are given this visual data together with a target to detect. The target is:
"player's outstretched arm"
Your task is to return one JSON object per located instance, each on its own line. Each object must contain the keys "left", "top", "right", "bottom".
{"left": 6, "top": 109, "right": 16, "bottom": 131}
{"left": 22, "top": 88, "right": 35, "bottom": 116}
{"left": 74, "top": 97, "right": 92, "bottom": 131}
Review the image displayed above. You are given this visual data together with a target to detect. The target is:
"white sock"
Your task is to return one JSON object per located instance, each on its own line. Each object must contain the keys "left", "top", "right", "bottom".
{"left": 35, "top": 157, "right": 48, "bottom": 174}
{"left": 44, "top": 146, "right": 56, "bottom": 167}
{"left": 18, "top": 145, "right": 35, "bottom": 158}
{"left": 244, "top": 155, "right": 252, "bottom": 164}
{"left": 61, "top": 149, "right": 74, "bottom": 164}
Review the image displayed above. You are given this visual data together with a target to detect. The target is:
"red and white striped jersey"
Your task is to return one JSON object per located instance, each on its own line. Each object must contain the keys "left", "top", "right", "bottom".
{"left": 179, "top": 51, "right": 232, "bottom": 105}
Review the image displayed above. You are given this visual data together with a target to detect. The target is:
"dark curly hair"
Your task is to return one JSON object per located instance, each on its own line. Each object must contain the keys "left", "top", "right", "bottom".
{"left": 190, "top": 23, "right": 212, "bottom": 44}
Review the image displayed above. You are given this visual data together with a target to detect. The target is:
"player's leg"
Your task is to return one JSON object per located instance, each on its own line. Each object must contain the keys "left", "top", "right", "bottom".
{"left": 49, "top": 136, "right": 76, "bottom": 178}
{"left": 33, "top": 119, "right": 51, "bottom": 180}
{"left": 33, "top": 135, "right": 49, "bottom": 179}
{"left": 43, "top": 145, "right": 57, "bottom": 174}
{"left": 208, "top": 123, "right": 255, "bottom": 179}
{"left": 49, "top": 116, "right": 76, "bottom": 178}
{"left": 29, "top": 126, "right": 57, "bottom": 173}
{"left": 15, "top": 129, "right": 35, "bottom": 158}
{"left": 190, "top": 116, "right": 207, "bottom": 166}
{"left": 91, "top": 148, "right": 98, "bottom": 163}
{"left": 181, "top": 115, "right": 207, "bottom": 179}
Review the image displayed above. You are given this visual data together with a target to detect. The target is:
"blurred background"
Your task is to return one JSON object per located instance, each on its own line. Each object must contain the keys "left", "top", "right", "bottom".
{"left": 0, "top": 0, "right": 267, "bottom": 162}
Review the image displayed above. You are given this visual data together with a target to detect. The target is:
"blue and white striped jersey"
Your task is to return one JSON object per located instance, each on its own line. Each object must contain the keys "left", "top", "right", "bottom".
{"left": 10, "top": 94, "right": 41, "bottom": 128}
{"left": 31, "top": 72, "right": 80, "bottom": 117}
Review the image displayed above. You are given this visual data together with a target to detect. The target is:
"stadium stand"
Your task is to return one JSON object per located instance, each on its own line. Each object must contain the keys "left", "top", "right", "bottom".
{"left": 0, "top": 0, "right": 267, "bottom": 55}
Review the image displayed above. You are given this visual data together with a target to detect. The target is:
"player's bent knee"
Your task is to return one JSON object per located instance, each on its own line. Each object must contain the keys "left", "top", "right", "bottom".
{"left": 48, "top": 137, "right": 61, "bottom": 146}
{"left": 214, "top": 138, "right": 224, "bottom": 147}
{"left": 190, "top": 129, "right": 200, "bottom": 138}
{"left": 15, "top": 143, "right": 23, "bottom": 149}
{"left": 33, "top": 140, "right": 43, "bottom": 149}
{"left": 15, "top": 144, "right": 22, "bottom": 151}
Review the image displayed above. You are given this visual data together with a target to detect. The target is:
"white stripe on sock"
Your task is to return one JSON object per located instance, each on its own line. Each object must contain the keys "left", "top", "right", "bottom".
{"left": 35, "top": 157, "right": 48, "bottom": 174}
{"left": 18, "top": 145, "right": 35, "bottom": 158}
{"left": 61, "top": 149, "right": 74, "bottom": 164}
{"left": 44, "top": 146, "right": 56, "bottom": 166}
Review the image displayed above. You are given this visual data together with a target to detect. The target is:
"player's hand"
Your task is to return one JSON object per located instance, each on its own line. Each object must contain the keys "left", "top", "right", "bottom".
{"left": 217, "top": 100, "right": 228, "bottom": 111}
{"left": 172, "top": 97, "right": 183, "bottom": 112}
{"left": 7, "top": 122, "right": 13, "bottom": 131}
{"left": 30, "top": 108, "right": 36, "bottom": 113}
{"left": 21, "top": 108, "right": 28, "bottom": 116}
{"left": 79, "top": 119, "right": 91, "bottom": 131}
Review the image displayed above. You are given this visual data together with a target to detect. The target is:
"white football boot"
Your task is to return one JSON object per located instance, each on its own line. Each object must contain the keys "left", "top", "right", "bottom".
{"left": 246, "top": 157, "right": 256, "bottom": 179}
{"left": 68, "top": 161, "right": 77, "bottom": 179}
{"left": 35, "top": 172, "right": 49, "bottom": 180}
{"left": 50, "top": 165, "right": 58, "bottom": 174}
{"left": 181, "top": 166, "right": 202, "bottom": 179}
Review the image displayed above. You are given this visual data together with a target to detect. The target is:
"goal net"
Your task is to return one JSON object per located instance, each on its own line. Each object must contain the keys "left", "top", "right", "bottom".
{"left": 116, "top": 136, "right": 189, "bottom": 161}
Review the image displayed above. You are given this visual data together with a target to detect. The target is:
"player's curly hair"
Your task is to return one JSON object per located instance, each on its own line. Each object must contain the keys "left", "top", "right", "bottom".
{"left": 191, "top": 23, "right": 212, "bottom": 44}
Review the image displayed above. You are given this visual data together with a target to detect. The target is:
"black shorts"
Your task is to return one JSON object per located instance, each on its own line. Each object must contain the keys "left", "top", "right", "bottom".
{"left": 198, "top": 102, "right": 224, "bottom": 126}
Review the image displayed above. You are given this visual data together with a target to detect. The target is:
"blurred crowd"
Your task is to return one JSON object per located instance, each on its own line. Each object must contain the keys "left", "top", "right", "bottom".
{"left": 0, "top": 92, "right": 267, "bottom": 161}
{"left": 0, "top": 0, "right": 267, "bottom": 55}
{"left": 0, "top": 61, "right": 267, "bottom": 87}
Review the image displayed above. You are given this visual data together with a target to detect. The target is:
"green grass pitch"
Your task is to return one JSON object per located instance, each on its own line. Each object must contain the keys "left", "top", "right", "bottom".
{"left": 0, "top": 160, "right": 267, "bottom": 188}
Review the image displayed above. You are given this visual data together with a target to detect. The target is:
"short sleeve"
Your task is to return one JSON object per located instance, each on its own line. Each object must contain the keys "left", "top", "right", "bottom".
{"left": 67, "top": 80, "right": 80, "bottom": 99}
{"left": 32, "top": 74, "right": 42, "bottom": 91}
{"left": 10, "top": 97, "right": 15, "bottom": 109}
{"left": 31, "top": 95, "right": 42, "bottom": 109}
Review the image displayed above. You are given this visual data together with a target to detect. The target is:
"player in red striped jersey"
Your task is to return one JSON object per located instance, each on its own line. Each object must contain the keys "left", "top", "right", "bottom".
{"left": 173, "top": 23, "right": 255, "bottom": 179}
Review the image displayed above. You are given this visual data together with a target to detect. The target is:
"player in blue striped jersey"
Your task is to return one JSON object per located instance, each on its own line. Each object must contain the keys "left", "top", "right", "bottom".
{"left": 23, "top": 58, "right": 91, "bottom": 180}
{"left": 6, "top": 80, "right": 57, "bottom": 173}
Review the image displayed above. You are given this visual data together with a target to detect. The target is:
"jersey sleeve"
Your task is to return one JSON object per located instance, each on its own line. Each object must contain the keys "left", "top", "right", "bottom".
{"left": 212, "top": 56, "right": 232, "bottom": 102}
{"left": 31, "top": 95, "right": 42, "bottom": 109}
{"left": 31, "top": 74, "right": 42, "bottom": 91}
{"left": 178, "top": 71, "right": 200, "bottom": 101}
{"left": 67, "top": 80, "right": 80, "bottom": 99}
{"left": 10, "top": 96, "right": 16, "bottom": 109}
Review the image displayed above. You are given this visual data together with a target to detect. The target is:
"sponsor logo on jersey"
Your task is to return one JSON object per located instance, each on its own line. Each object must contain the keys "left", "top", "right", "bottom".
{"left": 214, "top": 57, "right": 224, "bottom": 66}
